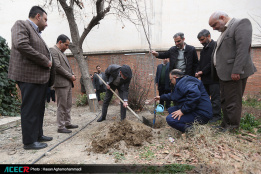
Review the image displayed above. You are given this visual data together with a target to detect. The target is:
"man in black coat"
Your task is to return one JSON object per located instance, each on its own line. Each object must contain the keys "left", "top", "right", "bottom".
{"left": 151, "top": 32, "right": 198, "bottom": 76}
{"left": 195, "top": 29, "right": 221, "bottom": 122}
{"left": 93, "top": 65, "right": 107, "bottom": 102}
{"left": 155, "top": 58, "right": 171, "bottom": 109}
{"left": 97, "top": 64, "right": 132, "bottom": 122}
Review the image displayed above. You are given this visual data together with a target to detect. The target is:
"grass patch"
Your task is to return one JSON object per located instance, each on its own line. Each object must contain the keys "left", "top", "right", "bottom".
{"left": 242, "top": 96, "right": 261, "bottom": 109}
{"left": 139, "top": 164, "right": 195, "bottom": 173}
{"left": 240, "top": 112, "right": 261, "bottom": 133}
{"left": 139, "top": 146, "right": 155, "bottom": 160}
{"left": 113, "top": 152, "right": 125, "bottom": 161}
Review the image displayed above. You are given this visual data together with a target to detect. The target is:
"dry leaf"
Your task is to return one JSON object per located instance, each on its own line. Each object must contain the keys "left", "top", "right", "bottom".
{"left": 173, "top": 153, "right": 181, "bottom": 157}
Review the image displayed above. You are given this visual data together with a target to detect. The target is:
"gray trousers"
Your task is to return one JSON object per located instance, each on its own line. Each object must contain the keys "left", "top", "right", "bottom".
{"left": 55, "top": 86, "right": 72, "bottom": 129}
{"left": 219, "top": 78, "right": 247, "bottom": 129}
{"left": 101, "top": 84, "right": 126, "bottom": 120}
{"left": 204, "top": 83, "right": 221, "bottom": 117}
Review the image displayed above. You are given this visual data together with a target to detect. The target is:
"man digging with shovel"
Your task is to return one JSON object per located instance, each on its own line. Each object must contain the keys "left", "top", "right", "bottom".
{"left": 97, "top": 64, "right": 132, "bottom": 122}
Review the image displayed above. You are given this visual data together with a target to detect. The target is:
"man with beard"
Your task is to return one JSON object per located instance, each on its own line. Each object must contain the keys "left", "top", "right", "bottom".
{"left": 195, "top": 29, "right": 221, "bottom": 123}
{"left": 209, "top": 11, "right": 256, "bottom": 132}
{"left": 8, "top": 6, "right": 54, "bottom": 149}
{"left": 151, "top": 32, "right": 198, "bottom": 76}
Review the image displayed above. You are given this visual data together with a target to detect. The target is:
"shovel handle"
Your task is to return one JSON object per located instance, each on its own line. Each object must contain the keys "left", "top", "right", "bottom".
{"left": 95, "top": 74, "right": 142, "bottom": 121}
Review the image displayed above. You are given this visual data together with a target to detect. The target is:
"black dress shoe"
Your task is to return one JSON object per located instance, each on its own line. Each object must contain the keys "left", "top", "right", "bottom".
{"left": 58, "top": 128, "right": 72, "bottom": 133}
{"left": 97, "top": 116, "right": 105, "bottom": 122}
{"left": 24, "top": 142, "right": 47, "bottom": 150}
{"left": 65, "top": 124, "right": 78, "bottom": 129}
{"left": 38, "top": 135, "right": 53, "bottom": 142}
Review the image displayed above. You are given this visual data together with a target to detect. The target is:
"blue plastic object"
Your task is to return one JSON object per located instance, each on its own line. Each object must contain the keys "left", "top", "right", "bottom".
{"left": 155, "top": 104, "right": 164, "bottom": 113}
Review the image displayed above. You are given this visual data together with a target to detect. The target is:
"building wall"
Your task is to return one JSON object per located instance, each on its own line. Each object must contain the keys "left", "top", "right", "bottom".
{"left": 68, "top": 47, "right": 261, "bottom": 103}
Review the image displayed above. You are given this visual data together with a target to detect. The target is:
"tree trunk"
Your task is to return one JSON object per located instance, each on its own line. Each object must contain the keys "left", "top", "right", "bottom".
{"left": 73, "top": 51, "right": 99, "bottom": 112}
{"left": 59, "top": 0, "right": 99, "bottom": 112}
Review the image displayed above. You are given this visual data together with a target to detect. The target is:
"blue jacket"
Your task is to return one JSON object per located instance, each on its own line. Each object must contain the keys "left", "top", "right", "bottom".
{"left": 155, "top": 62, "right": 171, "bottom": 90}
{"left": 161, "top": 75, "right": 212, "bottom": 119}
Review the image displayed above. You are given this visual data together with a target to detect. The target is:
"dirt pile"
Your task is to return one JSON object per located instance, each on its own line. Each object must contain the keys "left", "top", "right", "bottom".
{"left": 90, "top": 120, "right": 153, "bottom": 153}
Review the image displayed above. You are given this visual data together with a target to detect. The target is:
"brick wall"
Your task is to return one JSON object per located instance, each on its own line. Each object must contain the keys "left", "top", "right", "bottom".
{"left": 68, "top": 47, "right": 261, "bottom": 103}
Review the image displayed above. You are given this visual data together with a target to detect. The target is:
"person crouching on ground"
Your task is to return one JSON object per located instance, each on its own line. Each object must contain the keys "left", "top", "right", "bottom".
{"left": 154, "top": 69, "right": 213, "bottom": 133}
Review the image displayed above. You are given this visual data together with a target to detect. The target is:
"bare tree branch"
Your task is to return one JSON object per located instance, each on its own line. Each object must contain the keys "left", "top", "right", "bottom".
{"left": 79, "top": 0, "right": 112, "bottom": 48}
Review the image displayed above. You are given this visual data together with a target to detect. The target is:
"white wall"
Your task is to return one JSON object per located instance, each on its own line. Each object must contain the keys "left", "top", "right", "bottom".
{"left": 0, "top": 0, "right": 260, "bottom": 53}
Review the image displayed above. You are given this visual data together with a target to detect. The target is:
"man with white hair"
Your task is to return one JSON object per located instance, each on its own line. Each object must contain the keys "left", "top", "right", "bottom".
{"left": 209, "top": 11, "right": 256, "bottom": 131}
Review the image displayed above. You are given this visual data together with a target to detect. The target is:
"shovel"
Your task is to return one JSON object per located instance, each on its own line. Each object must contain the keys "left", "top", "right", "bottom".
{"left": 95, "top": 74, "right": 151, "bottom": 126}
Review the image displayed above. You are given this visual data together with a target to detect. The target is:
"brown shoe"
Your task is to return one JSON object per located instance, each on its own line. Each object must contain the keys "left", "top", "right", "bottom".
{"left": 58, "top": 128, "right": 72, "bottom": 133}
{"left": 65, "top": 124, "right": 78, "bottom": 129}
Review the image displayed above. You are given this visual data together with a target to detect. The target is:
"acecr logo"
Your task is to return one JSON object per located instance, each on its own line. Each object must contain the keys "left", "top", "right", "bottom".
{"left": 4, "top": 166, "right": 29, "bottom": 173}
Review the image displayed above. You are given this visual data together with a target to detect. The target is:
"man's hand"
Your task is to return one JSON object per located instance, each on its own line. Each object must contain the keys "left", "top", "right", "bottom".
{"left": 154, "top": 96, "right": 160, "bottom": 101}
{"left": 231, "top": 74, "right": 240, "bottom": 81}
{"left": 171, "top": 109, "right": 184, "bottom": 120}
{"left": 195, "top": 71, "right": 203, "bottom": 78}
{"left": 106, "top": 84, "right": 111, "bottom": 90}
{"left": 123, "top": 101, "right": 128, "bottom": 108}
{"left": 48, "top": 61, "right": 52, "bottom": 67}
{"left": 150, "top": 50, "right": 159, "bottom": 57}
{"left": 71, "top": 75, "right": 76, "bottom": 81}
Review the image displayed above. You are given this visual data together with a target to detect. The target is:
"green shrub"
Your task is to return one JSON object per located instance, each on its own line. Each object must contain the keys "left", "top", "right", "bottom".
{"left": 240, "top": 112, "right": 260, "bottom": 133}
{"left": 0, "top": 36, "right": 20, "bottom": 116}
{"left": 100, "top": 92, "right": 116, "bottom": 103}
{"left": 76, "top": 94, "right": 88, "bottom": 107}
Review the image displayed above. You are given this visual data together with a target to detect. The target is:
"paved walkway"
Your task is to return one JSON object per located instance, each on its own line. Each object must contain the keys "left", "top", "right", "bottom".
{"left": 0, "top": 116, "right": 21, "bottom": 130}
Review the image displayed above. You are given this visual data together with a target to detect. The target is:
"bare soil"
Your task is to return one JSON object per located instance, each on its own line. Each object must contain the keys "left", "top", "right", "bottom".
{"left": 0, "top": 102, "right": 261, "bottom": 174}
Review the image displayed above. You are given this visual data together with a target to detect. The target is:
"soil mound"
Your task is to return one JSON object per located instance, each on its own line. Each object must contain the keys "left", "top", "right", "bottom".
{"left": 91, "top": 120, "right": 153, "bottom": 153}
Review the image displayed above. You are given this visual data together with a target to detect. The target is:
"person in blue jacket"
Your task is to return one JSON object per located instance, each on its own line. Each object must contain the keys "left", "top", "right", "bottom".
{"left": 155, "top": 69, "right": 213, "bottom": 133}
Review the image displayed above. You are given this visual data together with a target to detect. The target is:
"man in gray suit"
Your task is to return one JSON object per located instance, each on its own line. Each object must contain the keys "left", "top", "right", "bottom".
{"left": 209, "top": 11, "right": 256, "bottom": 131}
{"left": 8, "top": 6, "right": 54, "bottom": 150}
{"left": 97, "top": 64, "right": 132, "bottom": 122}
{"left": 50, "top": 34, "right": 78, "bottom": 133}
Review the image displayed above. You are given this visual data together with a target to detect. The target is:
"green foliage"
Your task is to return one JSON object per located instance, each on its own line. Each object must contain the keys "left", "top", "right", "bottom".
{"left": 140, "top": 164, "right": 195, "bottom": 173}
{"left": 139, "top": 146, "right": 155, "bottom": 160}
{"left": 240, "top": 112, "right": 261, "bottom": 133}
{"left": 76, "top": 94, "right": 88, "bottom": 107}
{"left": 100, "top": 92, "right": 116, "bottom": 103}
{"left": 242, "top": 96, "right": 261, "bottom": 109}
{"left": 0, "top": 36, "right": 20, "bottom": 116}
{"left": 113, "top": 152, "right": 125, "bottom": 161}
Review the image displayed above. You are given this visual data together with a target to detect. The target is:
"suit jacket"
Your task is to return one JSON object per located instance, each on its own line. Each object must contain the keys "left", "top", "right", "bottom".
{"left": 105, "top": 64, "right": 131, "bottom": 100}
{"left": 157, "top": 44, "right": 198, "bottom": 76}
{"left": 155, "top": 62, "right": 171, "bottom": 90}
{"left": 8, "top": 20, "right": 55, "bottom": 85}
{"left": 93, "top": 72, "right": 107, "bottom": 91}
{"left": 196, "top": 39, "right": 218, "bottom": 84}
{"left": 212, "top": 18, "right": 256, "bottom": 81}
{"left": 50, "top": 45, "right": 74, "bottom": 88}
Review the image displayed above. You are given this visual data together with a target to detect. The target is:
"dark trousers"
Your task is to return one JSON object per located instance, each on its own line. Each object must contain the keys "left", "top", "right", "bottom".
{"left": 166, "top": 106, "right": 209, "bottom": 133}
{"left": 101, "top": 84, "right": 126, "bottom": 120}
{"left": 204, "top": 83, "right": 221, "bottom": 118}
{"left": 18, "top": 82, "right": 48, "bottom": 145}
{"left": 219, "top": 78, "right": 247, "bottom": 129}
{"left": 158, "top": 85, "right": 171, "bottom": 109}
{"left": 96, "top": 85, "right": 106, "bottom": 101}
{"left": 46, "top": 87, "right": 55, "bottom": 103}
